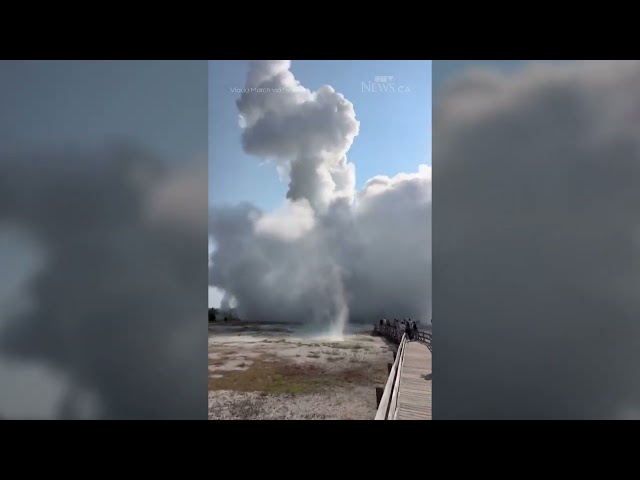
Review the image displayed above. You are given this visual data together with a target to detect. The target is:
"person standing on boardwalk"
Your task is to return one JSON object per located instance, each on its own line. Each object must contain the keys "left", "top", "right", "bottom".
{"left": 405, "top": 319, "right": 412, "bottom": 340}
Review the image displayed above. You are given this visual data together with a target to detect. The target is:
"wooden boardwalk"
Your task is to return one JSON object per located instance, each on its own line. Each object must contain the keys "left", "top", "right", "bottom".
{"left": 374, "top": 322, "right": 432, "bottom": 420}
{"left": 395, "top": 341, "right": 431, "bottom": 420}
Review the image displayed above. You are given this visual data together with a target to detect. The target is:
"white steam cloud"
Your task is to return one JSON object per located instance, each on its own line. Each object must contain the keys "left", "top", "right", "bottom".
{"left": 209, "top": 60, "right": 431, "bottom": 335}
{"left": 435, "top": 60, "right": 640, "bottom": 419}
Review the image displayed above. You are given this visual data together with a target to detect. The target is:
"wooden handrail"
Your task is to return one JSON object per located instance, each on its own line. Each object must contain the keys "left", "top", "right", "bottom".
{"left": 375, "top": 333, "right": 407, "bottom": 420}
{"left": 389, "top": 334, "right": 407, "bottom": 419}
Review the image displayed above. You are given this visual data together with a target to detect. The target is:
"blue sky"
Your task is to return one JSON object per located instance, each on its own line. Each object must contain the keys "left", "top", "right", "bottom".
{"left": 209, "top": 60, "right": 431, "bottom": 211}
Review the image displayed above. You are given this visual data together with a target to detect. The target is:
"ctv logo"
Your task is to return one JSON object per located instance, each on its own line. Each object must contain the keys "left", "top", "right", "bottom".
{"left": 362, "top": 75, "right": 411, "bottom": 94}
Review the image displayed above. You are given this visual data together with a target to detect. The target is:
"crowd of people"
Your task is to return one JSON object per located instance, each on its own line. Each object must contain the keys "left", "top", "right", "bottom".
{"left": 378, "top": 317, "right": 419, "bottom": 340}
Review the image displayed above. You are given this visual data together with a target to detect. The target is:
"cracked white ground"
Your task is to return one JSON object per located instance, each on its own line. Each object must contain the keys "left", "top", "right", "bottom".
{"left": 208, "top": 322, "right": 393, "bottom": 420}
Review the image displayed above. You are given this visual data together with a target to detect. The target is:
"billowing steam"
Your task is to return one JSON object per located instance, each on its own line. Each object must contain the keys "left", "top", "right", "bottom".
{"left": 0, "top": 145, "right": 206, "bottom": 419}
{"left": 209, "top": 60, "right": 431, "bottom": 336}
{"left": 434, "top": 60, "right": 640, "bottom": 419}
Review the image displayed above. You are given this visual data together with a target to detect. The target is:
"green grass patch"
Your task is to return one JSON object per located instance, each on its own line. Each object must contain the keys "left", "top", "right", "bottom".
{"left": 208, "top": 358, "right": 375, "bottom": 395}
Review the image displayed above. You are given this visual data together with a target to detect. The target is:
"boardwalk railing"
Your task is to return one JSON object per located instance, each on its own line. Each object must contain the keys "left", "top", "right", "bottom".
{"left": 415, "top": 330, "right": 433, "bottom": 352}
{"left": 372, "top": 323, "right": 401, "bottom": 343}
{"left": 373, "top": 321, "right": 432, "bottom": 351}
{"left": 375, "top": 333, "right": 407, "bottom": 420}
{"left": 373, "top": 320, "right": 432, "bottom": 420}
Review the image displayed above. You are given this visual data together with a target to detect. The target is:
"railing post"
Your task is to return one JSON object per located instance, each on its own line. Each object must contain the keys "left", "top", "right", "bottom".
{"left": 375, "top": 386, "right": 384, "bottom": 407}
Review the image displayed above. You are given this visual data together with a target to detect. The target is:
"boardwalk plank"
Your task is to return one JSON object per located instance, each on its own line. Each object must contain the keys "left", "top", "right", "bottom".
{"left": 394, "top": 341, "right": 431, "bottom": 420}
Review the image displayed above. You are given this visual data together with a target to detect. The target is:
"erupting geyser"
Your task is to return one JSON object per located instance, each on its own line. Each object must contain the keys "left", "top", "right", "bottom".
{"left": 209, "top": 60, "right": 431, "bottom": 336}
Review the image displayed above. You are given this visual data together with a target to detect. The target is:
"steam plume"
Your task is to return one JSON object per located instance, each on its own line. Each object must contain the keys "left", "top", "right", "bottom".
{"left": 435, "top": 60, "right": 640, "bottom": 419}
{"left": 210, "top": 61, "right": 431, "bottom": 336}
